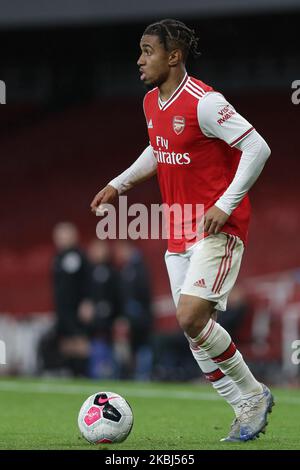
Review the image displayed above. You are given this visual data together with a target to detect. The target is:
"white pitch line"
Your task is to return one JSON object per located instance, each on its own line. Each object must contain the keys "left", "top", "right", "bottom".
{"left": 0, "top": 380, "right": 217, "bottom": 401}
{"left": 0, "top": 380, "right": 299, "bottom": 405}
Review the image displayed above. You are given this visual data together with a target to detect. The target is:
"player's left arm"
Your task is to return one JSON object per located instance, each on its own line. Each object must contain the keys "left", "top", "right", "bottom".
{"left": 198, "top": 93, "right": 271, "bottom": 234}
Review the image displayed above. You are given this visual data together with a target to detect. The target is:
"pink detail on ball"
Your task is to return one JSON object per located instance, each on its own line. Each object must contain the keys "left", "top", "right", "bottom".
{"left": 98, "top": 397, "right": 109, "bottom": 405}
{"left": 84, "top": 406, "right": 102, "bottom": 426}
{"left": 96, "top": 438, "right": 112, "bottom": 444}
{"left": 98, "top": 395, "right": 120, "bottom": 405}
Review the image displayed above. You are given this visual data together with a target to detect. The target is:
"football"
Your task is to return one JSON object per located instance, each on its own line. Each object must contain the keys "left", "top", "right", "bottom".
{"left": 78, "top": 391, "right": 134, "bottom": 444}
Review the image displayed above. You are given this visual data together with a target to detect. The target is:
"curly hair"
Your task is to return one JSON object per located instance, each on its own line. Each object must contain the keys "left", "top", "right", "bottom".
{"left": 143, "top": 19, "right": 201, "bottom": 62}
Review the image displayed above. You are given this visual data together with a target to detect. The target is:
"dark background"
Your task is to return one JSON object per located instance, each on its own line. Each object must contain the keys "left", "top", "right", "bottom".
{"left": 1, "top": 12, "right": 298, "bottom": 105}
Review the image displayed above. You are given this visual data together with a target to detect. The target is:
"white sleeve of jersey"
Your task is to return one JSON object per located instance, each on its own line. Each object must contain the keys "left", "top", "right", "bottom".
{"left": 197, "top": 92, "right": 254, "bottom": 146}
{"left": 214, "top": 130, "right": 271, "bottom": 215}
{"left": 109, "top": 145, "right": 157, "bottom": 194}
{"left": 197, "top": 92, "right": 271, "bottom": 215}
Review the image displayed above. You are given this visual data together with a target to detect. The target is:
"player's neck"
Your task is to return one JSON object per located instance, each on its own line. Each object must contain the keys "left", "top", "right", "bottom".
{"left": 159, "top": 68, "right": 187, "bottom": 102}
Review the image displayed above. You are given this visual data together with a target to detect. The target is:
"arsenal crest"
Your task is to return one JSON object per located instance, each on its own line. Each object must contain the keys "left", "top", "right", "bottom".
{"left": 173, "top": 116, "right": 185, "bottom": 135}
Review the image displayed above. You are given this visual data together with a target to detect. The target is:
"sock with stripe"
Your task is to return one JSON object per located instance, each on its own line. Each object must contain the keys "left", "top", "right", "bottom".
{"left": 189, "top": 319, "right": 263, "bottom": 399}
{"left": 189, "top": 345, "right": 242, "bottom": 416}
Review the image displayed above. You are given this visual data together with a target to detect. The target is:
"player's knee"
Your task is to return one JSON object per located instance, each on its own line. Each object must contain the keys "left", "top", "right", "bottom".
{"left": 176, "top": 296, "right": 214, "bottom": 337}
{"left": 176, "top": 306, "right": 194, "bottom": 333}
{"left": 176, "top": 305, "right": 209, "bottom": 336}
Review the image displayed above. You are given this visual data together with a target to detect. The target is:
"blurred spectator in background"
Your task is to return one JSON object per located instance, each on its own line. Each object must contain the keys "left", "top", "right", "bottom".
{"left": 38, "top": 222, "right": 92, "bottom": 376}
{"left": 87, "top": 239, "right": 121, "bottom": 379}
{"left": 218, "top": 286, "right": 248, "bottom": 339}
{"left": 114, "top": 240, "right": 154, "bottom": 380}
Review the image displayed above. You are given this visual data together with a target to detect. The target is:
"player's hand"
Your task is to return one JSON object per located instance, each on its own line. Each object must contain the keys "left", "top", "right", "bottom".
{"left": 204, "top": 205, "right": 229, "bottom": 235}
{"left": 90, "top": 184, "right": 118, "bottom": 214}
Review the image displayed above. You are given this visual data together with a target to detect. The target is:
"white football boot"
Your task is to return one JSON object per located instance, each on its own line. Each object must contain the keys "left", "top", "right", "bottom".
{"left": 221, "top": 384, "right": 274, "bottom": 442}
{"left": 220, "top": 417, "right": 241, "bottom": 442}
{"left": 238, "top": 384, "right": 274, "bottom": 441}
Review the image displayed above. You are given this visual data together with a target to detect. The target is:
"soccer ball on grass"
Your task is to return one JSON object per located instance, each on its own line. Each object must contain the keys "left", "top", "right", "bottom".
{"left": 78, "top": 391, "right": 133, "bottom": 444}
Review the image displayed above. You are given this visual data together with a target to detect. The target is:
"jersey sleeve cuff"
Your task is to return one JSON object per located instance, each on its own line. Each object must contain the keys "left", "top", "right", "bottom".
{"left": 214, "top": 200, "right": 233, "bottom": 216}
{"left": 108, "top": 179, "right": 122, "bottom": 194}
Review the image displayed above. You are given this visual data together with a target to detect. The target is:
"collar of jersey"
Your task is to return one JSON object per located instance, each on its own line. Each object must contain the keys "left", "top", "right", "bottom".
{"left": 158, "top": 73, "right": 188, "bottom": 111}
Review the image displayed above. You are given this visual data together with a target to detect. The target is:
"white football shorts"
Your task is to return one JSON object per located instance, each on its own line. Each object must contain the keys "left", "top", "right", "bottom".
{"left": 164, "top": 232, "right": 244, "bottom": 311}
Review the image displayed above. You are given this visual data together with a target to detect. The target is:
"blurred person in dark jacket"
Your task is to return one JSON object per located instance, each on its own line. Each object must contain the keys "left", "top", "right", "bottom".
{"left": 52, "top": 222, "right": 92, "bottom": 336}
{"left": 87, "top": 239, "right": 122, "bottom": 378}
{"left": 114, "top": 240, "right": 154, "bottom": 380}
{"left": 39, "top": 222, "right": 93, "bottom": 376}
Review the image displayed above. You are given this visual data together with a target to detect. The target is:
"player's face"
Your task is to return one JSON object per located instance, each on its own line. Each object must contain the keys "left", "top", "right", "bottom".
{"left": 137, "top": 35, "right": 170, "bottom": 87}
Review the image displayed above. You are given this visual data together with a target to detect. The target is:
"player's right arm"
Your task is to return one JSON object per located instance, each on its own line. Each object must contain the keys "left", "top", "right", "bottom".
{"left": 90, "top": 145, "right": 157, "bottom": 213}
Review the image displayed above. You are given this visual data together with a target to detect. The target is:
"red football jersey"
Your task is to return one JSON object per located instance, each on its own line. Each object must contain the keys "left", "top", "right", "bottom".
{"left": 143, "top": 74, "right": 252, "bottom": 253}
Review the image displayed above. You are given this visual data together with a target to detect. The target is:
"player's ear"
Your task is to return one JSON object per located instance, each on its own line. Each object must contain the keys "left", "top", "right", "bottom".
{"left": 168, "top": 49, "right": 182, "bottom": 66}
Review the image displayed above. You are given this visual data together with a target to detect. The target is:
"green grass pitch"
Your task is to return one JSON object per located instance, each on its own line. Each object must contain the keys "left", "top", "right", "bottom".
{"left": 0, "top": 377, "right": 299, "bottom": 450}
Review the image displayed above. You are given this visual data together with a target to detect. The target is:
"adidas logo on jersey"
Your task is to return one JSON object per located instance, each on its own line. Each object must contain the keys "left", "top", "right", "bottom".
{"left": 148, "top": 119, "right": 153, "bottom": 129}
{"left": 193, "top": 278, "right": 207, "bottom": 288}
